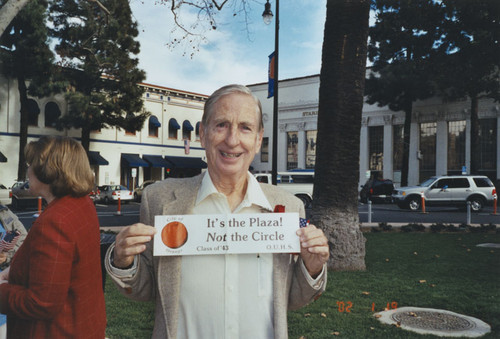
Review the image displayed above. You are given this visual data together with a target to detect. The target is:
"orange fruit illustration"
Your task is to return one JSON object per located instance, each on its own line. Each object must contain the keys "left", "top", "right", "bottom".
{"left": 161, "top": 221, "right": 188, "bottom": 249}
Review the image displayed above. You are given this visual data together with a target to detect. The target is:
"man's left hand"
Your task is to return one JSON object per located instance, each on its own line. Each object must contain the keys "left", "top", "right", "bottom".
{"left": 296, "top": 224, "right": 329, "bottom": 278}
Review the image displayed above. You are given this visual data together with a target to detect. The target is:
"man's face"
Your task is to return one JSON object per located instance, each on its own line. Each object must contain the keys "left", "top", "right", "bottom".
{"left": 200, "top": 93, "right": 263, "bottom": 182}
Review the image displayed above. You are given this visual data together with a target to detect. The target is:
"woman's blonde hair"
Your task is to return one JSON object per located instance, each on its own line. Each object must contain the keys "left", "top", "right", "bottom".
{"left": 25, "top": 136, "right": 94, "bottom": 198}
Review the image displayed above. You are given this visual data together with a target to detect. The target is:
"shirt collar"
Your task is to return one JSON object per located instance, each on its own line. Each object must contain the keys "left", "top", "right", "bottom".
{"left": 196, "top": 170, "right": 273, "bottom": 212}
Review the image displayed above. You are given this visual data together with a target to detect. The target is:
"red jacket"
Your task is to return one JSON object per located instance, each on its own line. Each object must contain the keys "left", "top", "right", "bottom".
{"left": 0, "top": 195, "right": 106, "bottom": 338}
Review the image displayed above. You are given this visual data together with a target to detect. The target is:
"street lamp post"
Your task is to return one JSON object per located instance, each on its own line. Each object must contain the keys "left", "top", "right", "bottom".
{"left": 263, "top": 0, "right": 279, "bottom": 186}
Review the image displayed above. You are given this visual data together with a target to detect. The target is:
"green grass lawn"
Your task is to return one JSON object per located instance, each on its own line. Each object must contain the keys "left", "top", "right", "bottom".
{"left": 105, "top": 231, "right": 500, "bottom": 338}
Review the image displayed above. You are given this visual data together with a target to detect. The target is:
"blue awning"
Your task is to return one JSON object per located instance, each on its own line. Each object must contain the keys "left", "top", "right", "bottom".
{"left": 0, "top": 152, "right": 7, "bottom": 163}
{"left": 183, "top": 120, "right": 194, "bottom": 132}
{"left": 143, "top": 154, "right": 170, "bottom": 168}
{"left": 121, "top": 153, "right": 149, "bottom": 167}
{"left": 149, "top": 115, "right": 161, "bottom": 127}
{"left": 169, "top": 119, "right": 181, "bottom": 130}
{"left": 164, "top": 156, "right": 207, "bottom": 169}
{"left": 88, "top": 151, "right": 109, "bottom": 166}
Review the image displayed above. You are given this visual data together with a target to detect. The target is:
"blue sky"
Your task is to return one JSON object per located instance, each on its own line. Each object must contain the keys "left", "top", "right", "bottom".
{"left": 129, "top": 0, "right": 327, "bottom": 96}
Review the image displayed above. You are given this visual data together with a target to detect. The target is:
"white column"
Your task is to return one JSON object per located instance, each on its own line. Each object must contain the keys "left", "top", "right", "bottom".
{"left": 436, "top": 120, "right": 448, "bottom": 176}
{"left": 278, "top": 123, "right": 287, "bottom": 172}
{"left": 383, "top": 115, "right": 393, "bottom": 180}
{"left": 465, "top": 114, "right": 471, "bottom": 174}
{"left": 297, "top": 122, "right": 306, "bottom": 169}
{"left": 359, "top": 117, "right": 369, "bottom": 188}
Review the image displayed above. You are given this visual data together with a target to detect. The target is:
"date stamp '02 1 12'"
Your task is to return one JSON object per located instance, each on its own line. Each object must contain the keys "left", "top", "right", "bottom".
{"left": 336, "top": 301, "right": 398, "bottom": 313}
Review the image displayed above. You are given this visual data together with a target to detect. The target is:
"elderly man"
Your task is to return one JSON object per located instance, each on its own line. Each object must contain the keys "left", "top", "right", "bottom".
{"left": 106, "top": 84, "right": 329, "bottom": 339}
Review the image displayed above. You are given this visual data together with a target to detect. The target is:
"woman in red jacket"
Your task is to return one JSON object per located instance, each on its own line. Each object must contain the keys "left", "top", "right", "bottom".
{"left": 0, "top": 136, "right": 106, "bottom": 338}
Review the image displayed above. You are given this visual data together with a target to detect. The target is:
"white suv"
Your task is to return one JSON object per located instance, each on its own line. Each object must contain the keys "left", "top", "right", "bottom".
{"left": 392, "top": 175, "right": 496, "bottom": 212}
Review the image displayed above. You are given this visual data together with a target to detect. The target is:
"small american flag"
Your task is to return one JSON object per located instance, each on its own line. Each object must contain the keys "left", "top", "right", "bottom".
{"left": 299, "top": 218, "right": 309, "bottom": 228}
{"left": 0, "top": 230, "right": 21, "bottom": 252}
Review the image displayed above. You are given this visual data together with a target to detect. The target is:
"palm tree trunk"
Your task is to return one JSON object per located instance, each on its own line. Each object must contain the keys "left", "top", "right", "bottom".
{"left": 312, "top": 0, "right": 370, "bottom": 271}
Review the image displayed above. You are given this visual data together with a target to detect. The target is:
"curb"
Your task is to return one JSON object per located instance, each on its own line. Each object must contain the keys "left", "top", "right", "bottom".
{"left": 360, "top": 222, "right": 499, "bottom": 232}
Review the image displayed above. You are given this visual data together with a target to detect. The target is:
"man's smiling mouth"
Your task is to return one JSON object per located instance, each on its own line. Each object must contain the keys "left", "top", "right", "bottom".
{"left": 221, "top": 151, "right": 242, "bottom": 158}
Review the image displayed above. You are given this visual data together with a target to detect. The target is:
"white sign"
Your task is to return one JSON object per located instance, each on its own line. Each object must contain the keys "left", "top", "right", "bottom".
{"left": 153, "top": 213, "right": 301, "bottom": 256}
{"left": 131, "top": 168, "right": 137, "bottom": 178}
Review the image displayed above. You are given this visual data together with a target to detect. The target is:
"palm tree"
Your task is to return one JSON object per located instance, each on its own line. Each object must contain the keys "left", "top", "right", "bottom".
{"left": 312, "top": 0, "right": 370, "bottom": 271}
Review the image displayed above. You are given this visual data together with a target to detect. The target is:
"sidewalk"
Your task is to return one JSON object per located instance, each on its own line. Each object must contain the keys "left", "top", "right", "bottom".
{"left": 360, "top": 222, "right": 499, "bottom": 232}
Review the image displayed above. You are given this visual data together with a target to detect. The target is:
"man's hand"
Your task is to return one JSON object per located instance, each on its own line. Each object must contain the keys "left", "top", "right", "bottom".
{"left": 296, "top": 224, "right": 329, "bottom": 278}
{"left": 113, "top": 223, "right": 156, "bottom": 269}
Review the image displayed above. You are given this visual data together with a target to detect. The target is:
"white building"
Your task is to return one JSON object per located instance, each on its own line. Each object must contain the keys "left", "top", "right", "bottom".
{"left": 0, "top": 75, "right": 208, "bottom": 190}
{"left": 2, "top": 72, "right": 498, "bottom": 192}
{"left": 248, "top": 74, "right": 500, "bottom": 188}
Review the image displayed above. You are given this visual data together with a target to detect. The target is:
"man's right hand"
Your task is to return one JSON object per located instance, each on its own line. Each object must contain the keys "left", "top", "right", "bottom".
{"left": 112, "top": 223, "right": 156, "bottom": 269}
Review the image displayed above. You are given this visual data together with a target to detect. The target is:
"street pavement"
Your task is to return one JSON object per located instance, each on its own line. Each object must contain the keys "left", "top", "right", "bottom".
{"left": 12, "top": 200, "right": 500, "bottom": 231}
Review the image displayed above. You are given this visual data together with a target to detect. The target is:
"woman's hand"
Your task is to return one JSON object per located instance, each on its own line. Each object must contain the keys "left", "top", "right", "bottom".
{"left": 0, "top": 266, "right": 10, "bottom": 284}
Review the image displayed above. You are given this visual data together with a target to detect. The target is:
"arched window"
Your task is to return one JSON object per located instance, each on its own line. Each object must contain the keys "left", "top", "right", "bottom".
{"left": 45, "top": 102, "right": 61, "bottom": 128}
{"left": 148, "top": 115, "right": 161, "bottom": 137}
{"left": 195, "top": 122, "right": 201, "bottom": 140}
{"left": 27, "top": 99, "right": 40, "bottom": 126}
{"left": 183, "top": 120, "right": 193, "bottom": 140}
{"left": 168, "top": 118, "right": 180, "bottom": 139}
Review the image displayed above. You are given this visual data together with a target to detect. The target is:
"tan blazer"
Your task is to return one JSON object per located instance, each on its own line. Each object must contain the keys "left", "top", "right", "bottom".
{"left": 106, "top": 173, "right": 327, "bottom": 339}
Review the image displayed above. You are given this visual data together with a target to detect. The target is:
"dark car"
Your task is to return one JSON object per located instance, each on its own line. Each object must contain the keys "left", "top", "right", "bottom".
{"left": 10, "top": 181, "right": 46, "bottom": 210}
{"left": 133, "top": 180, "right": 156, "bottom": 202}
{"left": 359, "top": 178, "right": 394, "bottom": 203}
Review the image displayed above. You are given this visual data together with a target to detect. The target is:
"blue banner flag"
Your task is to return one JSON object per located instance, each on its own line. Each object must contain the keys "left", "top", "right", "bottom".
{"left": 268, "top": 51, "right": 275, "bottom": 98}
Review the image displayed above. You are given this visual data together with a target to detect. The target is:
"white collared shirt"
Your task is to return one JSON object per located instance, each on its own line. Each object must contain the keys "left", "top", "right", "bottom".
{"left": 109, "top": 171, "right": 324, "bottom": 337}
{"left": 177, "top": 171, "right": 274, "bottom": 339}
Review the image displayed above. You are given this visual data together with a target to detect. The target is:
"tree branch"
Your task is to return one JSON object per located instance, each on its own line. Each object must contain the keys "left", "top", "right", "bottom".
{"left": 211, "top": 0, "right": 229, "bottom": 11}
{"left": 88, "top": 0, "right": 111, "bottom": 16}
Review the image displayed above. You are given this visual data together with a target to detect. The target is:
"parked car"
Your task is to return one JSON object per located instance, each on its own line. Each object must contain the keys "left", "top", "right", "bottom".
{"left": 133, "top": 180, "right": 157, "bottom": 202}
{"left": 359, "top": 178, "right": 394, "bottom": 203}
{"left": 89, "top": 186, "right": 101, "bottom": 203}
{"left": 392, "top": 175, "right": 496, "bottom": 212}
{"left": 98, "top": 185, "right": 134, "bottom": 204}
{"left": 10, "top": 181, "right": 46, "bottom": 210}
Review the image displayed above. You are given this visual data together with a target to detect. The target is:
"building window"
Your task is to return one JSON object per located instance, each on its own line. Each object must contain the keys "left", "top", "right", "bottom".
{"left": 287, "top": 131, "right": 298, "bottom": 170}
{"left": 447, "top": 120, "right": 466, "bottom": 172}
{"left": 261, "top": 137, "right": 269, "bottom": 163}
{"left": 27, "top": 99, "right": 40, "bottom": 126}
{"left": 369, "top": 126, "right": 384, "bottom": 178}
{"left": 168, "top": 118, "right": 180, "bottom": 139}
{"left": 148, "top": 115, "right": 160, "bottom": 137}
{"left": 419, "top": 122, "right": 437, "bottom": 182}
{"left": 393, "top": 125, "right": 404, "bottom": 171}
{"left": 305, "top": 130, "right": 317, "bottom": 169}
{"left": 44, "top": 102, "right": 61, "bottom": 128}
{"left": 479, "top": 118, "right": 497, "bottom": 178}
{"left": 183, "top": 120, "right": 194, "bottom": 140}
{"left": 195, "top": 122, "right": 201, "bottom": 141}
